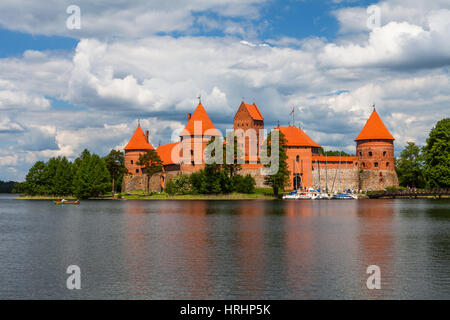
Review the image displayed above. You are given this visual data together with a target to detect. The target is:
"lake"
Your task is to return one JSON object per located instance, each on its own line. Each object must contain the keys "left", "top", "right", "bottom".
{"left": 0, "top": 193, "right": 449, "bottom": 299}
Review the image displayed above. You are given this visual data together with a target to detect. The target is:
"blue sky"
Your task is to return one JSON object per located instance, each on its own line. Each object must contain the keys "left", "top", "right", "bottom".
{"left": 0, "top": 0, "right": 449, "bottom": 181}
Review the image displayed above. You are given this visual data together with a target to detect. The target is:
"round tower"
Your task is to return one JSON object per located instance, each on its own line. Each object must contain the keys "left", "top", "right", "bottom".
{"left": 355, "top": 108, "right": 399, "bottom": 190}
{"left": 179, "top": 103, "right": 220, "bottom": 172}
{"left": 124, "top": 124, "right": 154, "bottom": 176}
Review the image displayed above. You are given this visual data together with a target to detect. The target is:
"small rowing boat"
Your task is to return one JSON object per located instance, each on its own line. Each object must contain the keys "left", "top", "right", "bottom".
{"left": 54, "top": 199, "right": 80, "bottom": 205}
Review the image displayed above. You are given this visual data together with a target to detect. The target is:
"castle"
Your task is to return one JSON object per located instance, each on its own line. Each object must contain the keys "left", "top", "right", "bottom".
{"left": 122, "top": 101, "right": 399, "bottom": 193}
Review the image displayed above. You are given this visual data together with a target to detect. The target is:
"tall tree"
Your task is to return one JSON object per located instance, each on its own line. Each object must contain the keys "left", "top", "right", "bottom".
{"left": 137, "top": 149, "right": 163, "bottom": 195}
{"left": 395, "top": 142, "right": 425, "bottom": 188}
{"left": 263, "top": 131, "right": 290, "bottom": 197}
{"left": 73, "top": 151, "right": 111, "bottom": 199}
{"left": 104, "top": 149, "right": 127, "bottom": 193}
{"left": 52, "top": 157, "right": 74, "bottom": 196}
{"left": 24, "top": 161, "right": 48, "bottom": 195}
{"left": 423, "top": 118, "right": 450, "bottom": 188}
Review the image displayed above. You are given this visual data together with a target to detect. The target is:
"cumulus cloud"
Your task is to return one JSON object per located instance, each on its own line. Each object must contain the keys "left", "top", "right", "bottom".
{"left": 1, "top": 0, "right": 450, "bottom": 181}
{"left": 0, "top": 0, "right": 267, "bottom": 39}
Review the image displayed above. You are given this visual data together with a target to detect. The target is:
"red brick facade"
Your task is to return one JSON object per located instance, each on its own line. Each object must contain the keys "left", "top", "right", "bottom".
{"left": 123, "top": 104, "right": 398, "bottom": 192}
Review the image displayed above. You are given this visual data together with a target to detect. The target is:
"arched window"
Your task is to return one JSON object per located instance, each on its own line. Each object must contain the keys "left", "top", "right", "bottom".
{"left": 131, "top": 160, "right": 134, "bottom": 165}
{"left": 296, "top": 155, "right": 300, "bottom": 162}
{"left": 383, "top": 151, "right": 387, "bottom": 156}
{"left": 362, "top": 162, "right": 366, "bottom": 168}
{"left": 135, "top": 169, "right": 139, "bottom": 174}
{"left": 374, "top": 162, "right": 379, "bottom": 167}
{"left": 386, "top": 162, "right": 389, "bottom": 167}
{"left": 369, "top": 151, "right": 373, "bottom": 157}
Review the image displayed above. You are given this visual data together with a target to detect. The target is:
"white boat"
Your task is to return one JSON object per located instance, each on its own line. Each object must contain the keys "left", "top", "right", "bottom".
{"left": 331, "top": 193, "right": 358, "bottom": 200}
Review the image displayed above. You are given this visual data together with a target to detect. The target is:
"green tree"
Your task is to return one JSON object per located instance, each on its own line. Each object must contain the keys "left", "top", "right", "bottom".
{"left": 52, "top": 157, "right": 74, "bottom": 196}
{"left": 233, "top": 174, "right": 256, "bottom": 193}
{"left": 165, "top": 174, "right": 192, "bottom": 195}
{"left": 73, "top": 151, "right": 111, "bottom": 199}
{"left": 263, "top": 131, "right": 290, "bottom": 197}
{"left": 24, "top": 161, "right": 48, "bottom": 195}
{"left": 423, "top": 118, "right": 450, "bottom": 188}
{"left": 395, "top": 142, "right": 425, "bottom": 188}
{"left": 104, "top": 149, "right": 127, "bottom": 193}
{"left": 223, "top": 132, "right": 243, "bottom": 178}
{"left": 137, "top": 149, "right": 163, "bottom": 195}
{"left": 319, "top": 148, "right": 353, "bottom": 156}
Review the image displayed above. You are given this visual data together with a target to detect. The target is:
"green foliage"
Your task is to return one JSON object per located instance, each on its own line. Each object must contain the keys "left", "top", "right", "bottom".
{"left": 423, "top": 118, "right": 450, "bottom": 188}
{"left": 232, "top": 174, "right": 256, "bottom": 194}
{"left": 0, "top": 180, "right": 16, "bottom": 193}
{"left": 104, "top": 149, "right": 127, "bottom": 192}
{"left": 137, "top": 149, "right": 163, "bottom": 195}
{"left": 73, "top": 151, "right": 111, "bottom": 199}
{"left": 319, "top": 148, "right": 354, "bottom": 156}
{"left": 12, "top": 182, "right": 26, "bottom": 194}
{"left": 395, "top": 142, "right": 426, "bottom": 188}
{"left": 165, "top": 174, "right": 192, "bottom": 195}
{"left": 263, "top": 131, "right": 290, "bottom": 197}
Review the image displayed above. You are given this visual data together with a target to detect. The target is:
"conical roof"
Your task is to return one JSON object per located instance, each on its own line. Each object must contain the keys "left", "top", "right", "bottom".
{"left": 277, "top": 126, "right": 321, "bottom": 148}
{"left": 124, "top": 125, "right": 154, "bottom": 150}
{"left": 355, "top": 109, "right": 394, "bottom": 141}
{"left": 180, "top": 103, "right": 220, "bottom": 136}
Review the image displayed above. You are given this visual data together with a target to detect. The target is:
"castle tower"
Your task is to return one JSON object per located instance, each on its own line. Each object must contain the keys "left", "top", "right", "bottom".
{"left": 124, "top": 124, "right": 154, "bottom": 176}
{"left": 276, "top": 125, "right": 321, "bottom": 190}
{"left": 355, "top": 108, "right": 399, "bottom": 190}
{"left": 179, "top": 103, "right": 220, "bottom": 172}
{"left": 234, "top": 101, "right": 264, "bottom": 163}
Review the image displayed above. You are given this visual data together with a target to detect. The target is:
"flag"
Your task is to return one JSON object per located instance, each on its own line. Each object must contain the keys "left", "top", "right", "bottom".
{"left": 290, "top": 107, "right": 295, "bottom": 115}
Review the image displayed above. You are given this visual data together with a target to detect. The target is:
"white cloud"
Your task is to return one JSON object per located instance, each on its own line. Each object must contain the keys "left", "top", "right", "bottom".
{"left": 0, "top": 0, "right": 267, "bottom": 39}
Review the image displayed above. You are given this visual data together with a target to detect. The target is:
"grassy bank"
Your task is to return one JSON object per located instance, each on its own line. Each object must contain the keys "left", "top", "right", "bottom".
{"left": 15, "top": 188, "right": 277, "bottom": 200}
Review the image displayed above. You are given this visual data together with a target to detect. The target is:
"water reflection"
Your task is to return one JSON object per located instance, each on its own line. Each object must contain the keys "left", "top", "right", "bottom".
{"left": 356, "top": 200, "right": 395, "bottom": 299}
{"left": 0, "top": 197, "right": 449, "bottom": 299}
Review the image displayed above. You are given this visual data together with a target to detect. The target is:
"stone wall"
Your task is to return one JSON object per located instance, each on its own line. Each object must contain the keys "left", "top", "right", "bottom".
{"left": 240, "top": 167, "right": 266, "bottom": 188}
{"left": 311, "top": 167, "right": 359, "bottom": 192}
{"left": 359, "top": 170, "right": 399, "bottom": 191}
{"left": 122, "top": 174, "right": 163, "bottom": 193}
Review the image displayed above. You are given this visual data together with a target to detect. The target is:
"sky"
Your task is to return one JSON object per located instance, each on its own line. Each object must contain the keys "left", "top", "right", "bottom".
{"left": 0, "top": 0, "right": 449, "bottom": 181}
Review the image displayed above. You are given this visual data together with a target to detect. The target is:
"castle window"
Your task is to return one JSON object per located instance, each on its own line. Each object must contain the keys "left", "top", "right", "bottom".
{"left": 369, "top": 151, "right": 373, "bottom": 157}
{"left": 355, "top": 162, "right": 358, "bottom": 167}
{"left": 131, "top": 160, "right": 134, "bottom": 165}
{"left": 386, "top": 162, "right": 389, "bottom": 167}
{"left": 296, "top": 155, "right": 300, "bottom": 162}
{"left": 374, "top": 162, "right": 379, "bottom": 167}
{"left": 191, "top": 161, "right": 195, "bottom": 166}
{"left": 380, "top": 172, "right": 383, "bottom": 177}
{"left": 135, "top": 169, "right": 139, "bottom": 173}
{"left": 362, "top": 162, "right": 366, "bottom": 168}
{"left": 383, "top": 151, "right": 387, "bottom": 156}
{"left": 190, "top": 150, "right": 194, "bottom": 156}
{"left": 359, "top": 152, "right": 362, "bottom": 156}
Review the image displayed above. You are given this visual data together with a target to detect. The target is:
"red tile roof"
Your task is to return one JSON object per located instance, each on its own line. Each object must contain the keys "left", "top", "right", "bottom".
{"left": 242, "top": 101, "right": 263, "bottom": 121}
{"left": 312, "top": 156, "right": 357, "bottom": 162}
{"left": 180, "top": 103, "right": 220, "bottom": 136}
{"left": 355, "top": 109, "right": 395, "bottom": 141}
{"left": 156, "top": 142, "right": 180, "bottom": 165}
{"left": 276, "top": 126, "right": 321, "bottom": 148}
{"left": 124, "top": 125, "right": 154, "bottom": 150}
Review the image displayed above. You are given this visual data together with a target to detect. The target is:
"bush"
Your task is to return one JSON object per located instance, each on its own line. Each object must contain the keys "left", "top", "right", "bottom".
{"left": 233, "top": 174, "right": 256, "bottom": 194}
{"left": 165, "top": 175, "right": 192, "bottom": 195}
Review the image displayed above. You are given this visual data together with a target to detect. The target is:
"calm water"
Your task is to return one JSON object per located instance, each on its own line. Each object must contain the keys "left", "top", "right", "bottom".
{"left": 0, "top": 193, "right": 449, "bottom": 300}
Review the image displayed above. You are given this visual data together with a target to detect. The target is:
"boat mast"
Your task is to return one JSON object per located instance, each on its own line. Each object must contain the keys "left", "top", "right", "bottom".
{"left": 325, "top": 151, "right": 328, "bottom": 192}
{"left": 317, "top": 159, "right": 321, "bottom": 191}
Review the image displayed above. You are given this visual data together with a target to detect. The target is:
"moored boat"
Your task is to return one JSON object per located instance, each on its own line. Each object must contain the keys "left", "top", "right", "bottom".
{"left": 331, "top": 193, "right": 358, "bottom": 200}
